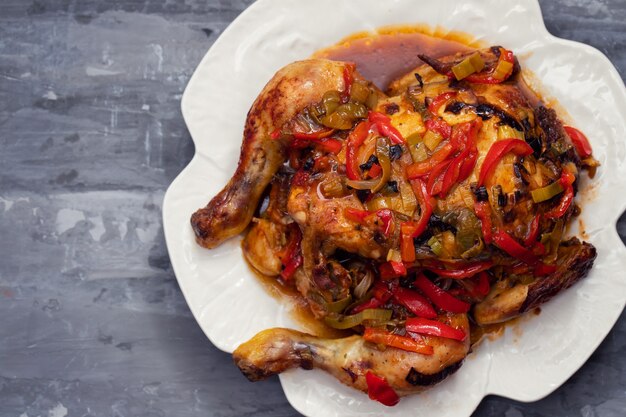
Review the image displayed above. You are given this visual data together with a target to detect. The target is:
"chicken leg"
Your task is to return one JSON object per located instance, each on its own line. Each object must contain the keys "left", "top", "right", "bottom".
{"left": 233, "top": 313, "right": 470, "bottom": 396}
{"left": 191, "top": 59, "right": 359, "bottom": 248}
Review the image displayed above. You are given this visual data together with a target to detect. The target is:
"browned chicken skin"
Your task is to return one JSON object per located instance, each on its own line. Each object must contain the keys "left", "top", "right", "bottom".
{"left": 191, "top": 60, "right": 363, "bottom": 248}
{"left": 191, "top": 47, "right": 597, "bottom": 402}
{"left": 233, "top": 313, "right": 469, "bottom": 396}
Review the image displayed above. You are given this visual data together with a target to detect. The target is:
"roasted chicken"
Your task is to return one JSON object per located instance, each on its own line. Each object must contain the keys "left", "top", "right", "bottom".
{"left": 190, "top": 45, "right": 597, "bottom": 405}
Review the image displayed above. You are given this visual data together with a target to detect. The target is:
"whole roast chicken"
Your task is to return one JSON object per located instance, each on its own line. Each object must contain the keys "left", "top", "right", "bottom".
{"left": 190, "top": 46, "right": 597, "bottom": 406}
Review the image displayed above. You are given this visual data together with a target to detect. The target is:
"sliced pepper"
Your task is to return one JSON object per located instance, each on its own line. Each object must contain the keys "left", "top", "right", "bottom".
{"left": 315, "top": 137, "right": 343, "bottom": 154}
{"left": 351, "top": 297, "right": 383, "bottom": 314}
{"left": 406, "top": 142, "right": 455, "bottom": 179}
{"left": 531, "top": 181, "right": 564, "bottom": 203}
{"left": 279, "top": 226, "right": 302, "bottom": 280}
{"left": 478, "top": 138, "right": 534, "bottom": 186}
{"left": 375, "top": 209, "right": 394, "bottom": 236}
{"left": 379, "top": 261, "right": 407, "bottom": 280}
{"left": 346, "top": 120, "right": 372, "bottom": 180}
{"left": 524, "top": 214, "right": 541, "bottom": 246}
{"left": 372, "top": 280, "right": 396, "bottom": 302}
{"left": 368, "top": 111, "right": 406, "bottom": 144}
{"left": 405, "top": 317, "right": 467, "bottom": 341}
{"left": 426, "top": 260, "right": 493, "bottom": 279}
{"left": 292, "top": 128, "right": 335, "bottom": 140}
{"left": 341, "top": 63, "right": 355, "bottom": 103}
{"left": 465, "top": 48, "right": 515, "bottom": 84}
{"left": 392, "top": 287, "right": 437, "bottom": 319}
{"left": 428, "top": 91, "right": 457, "bottom": 116}
{"left": 492, "top": 229, "right": 538, "bottom": 265}
{"left": 413, "top": 274, "right": 470, "bottom": 313}
{"left": 460, "top": 271, "right": 491, "bottom": 299}
{"left": 345, "top": 208, "right": 394, "bottom": 237}
{"left": 409, "top": 178, "right": 433, "bottom": 238}
{"left": 365, "top": 371, "right": 400, "bottom": 407}
{"left": 564, "top": 126, "right": 593, "bottom": 158}
{"left": 400, "top": 222, "right": 418, "bottom": 263}
{"left": 346, "top": 137, "right": 392, "bottom": 193}
{"left": 364, "top": 328, "right": 434, "bottom": 355}
{"left": 324, "top": 308, "right": 393, "bottom": 329}
{"left": 473, "top": 201, "right": 493, "bottom": 244}
{"left": 426, "top": 159, "right": 451, "bottom": 196}
{"left": 544, "top": 171, "right": 576, "bottom": 219}
{"left": 425, "top": 118, "right": 452, "bottom": 139}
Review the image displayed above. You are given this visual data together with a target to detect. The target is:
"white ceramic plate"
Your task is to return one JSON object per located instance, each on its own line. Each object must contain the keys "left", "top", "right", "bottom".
{"left": 163, "top": 0, "right": 626, "bottom": 415}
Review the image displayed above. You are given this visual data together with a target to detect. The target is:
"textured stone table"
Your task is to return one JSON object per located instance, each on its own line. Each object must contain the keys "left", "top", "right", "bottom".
{"left": 0, "top": 1, "right": 624, "bottom": 416}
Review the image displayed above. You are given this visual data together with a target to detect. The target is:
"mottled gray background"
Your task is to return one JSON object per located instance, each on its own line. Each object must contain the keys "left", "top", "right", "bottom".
{"left": 0, "top": 0, "right": 624, "bottom": 416}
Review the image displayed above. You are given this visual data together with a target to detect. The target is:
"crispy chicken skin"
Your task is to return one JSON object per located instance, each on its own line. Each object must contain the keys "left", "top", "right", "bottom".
{"left": 191, "top": 60, "right": 364, "bottom": 248}
{"left": 474, "top": 238, "right": 596, "bottom": 324}
{"left": 192, "top": 46, "right": 597, "bottom": 402}
{"left": 233, "top": 313, "right": 469, "bottom": 396}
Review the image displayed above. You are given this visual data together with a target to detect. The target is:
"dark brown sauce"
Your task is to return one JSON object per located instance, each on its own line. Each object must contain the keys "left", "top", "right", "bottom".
{"left": 315, "top": 28, "right": 473, "bottom": 91}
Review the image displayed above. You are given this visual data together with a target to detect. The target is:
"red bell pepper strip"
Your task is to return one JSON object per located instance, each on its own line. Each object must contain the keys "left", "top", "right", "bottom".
{"left": 367, "top": 163, "right": 382, "bottom": 178}
{"left": 413, "top": 274, "right": 470, "bottom": 313}
{"left": 544, "top": 186, "right": 573, "bottom": 219}
{"left": 392, "top": 287, "right": 437, "bottom": 319}
{"left": 458, "top": 146, "right": 478, "bottom": 181}
{"left": 279, "top": 226, "right": 303, "bottom": 280}
{"left": 524, "top": 214, "right": 541, "bottom": 246}
{"left": 400, "top": 222, "right": 417, "bottom": 263}
{"left": 405, "top": 317, "right": 466, "bottom": 341}
{"left": 341, "top": 63, "right": 355, "bottom": 103}
{"left": 463, "top": 271, "right": 491, "bottom": 299}
{"left": 406, "top": 142, "right": 455, "bottom": 179}
{"left": 439, "top": 150, "right": 466, "bottom": 197}
{"left": 292, "top": 128, "right": 335, "bottom": 140}
{"left": 426, "top": 159, "right": 451, "bottom": 196}
{"left": 364, "top": 328, "right": 434, "bottom": 355}
{"left": 428, "top": 91, "right": 457, "bottom": 116}
{"left": 425, "top": 118, "right": 452, "bottom": 139}
{"left": 379, "top": 261, "right": 407, "bottom": 280}
{"left": 368, "top": 111, "right": 406, "bottom": 144}
{"left": 474, "top": 201, "right": 493, "bottom": 244}
{"left": 544, "top": 171, "right": 576, "bottom": 219}
{"left": 478, "top": 139, "right": 534, "bottom": 186}
{"left": 409, "top": 179, "right": 433, "bottom": 238}
{"left": 426, "top": 260, "right": 493, "bottom": 279}
{"left": 492, "top": 229, "right": 538, "bottom": 265}
{"left": 351, "top": 297, "right": 383, "bottom": 314}
{"left": 373, "top": 280, "right": 395, "bottom": 302}
{"left": 375, "top": 209, "right": 394, "bottom": 236}
{"left": 316, "top": 138, "right": 343, "bottom": 154}
{"left": 346, "top": 121, "right": 371, "bottom": 180}
{"left": 452, "top": 118, "right": 482, "bottom": 185}
{"left": 564, "top": 126, "right": 593, "bottom": 158}
{"left": 365, "top": 372, "right": 400, "bottom": 407}
{"left": 344, "top": 208, "right": 394, "bottom": 237}
{"left": 465, "top": 48, "right": 515, "bottom": 84}
{"left": 344, "top": 207, "right": 370, "bottom": 223}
